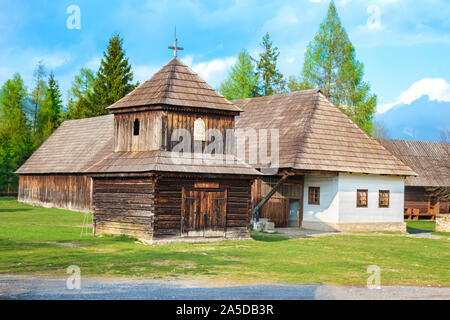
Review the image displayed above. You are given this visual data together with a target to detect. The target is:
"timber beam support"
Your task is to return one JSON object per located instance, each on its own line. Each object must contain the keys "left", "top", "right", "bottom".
{"left": 251, "top": 171, "right": 293, "bottom": 220}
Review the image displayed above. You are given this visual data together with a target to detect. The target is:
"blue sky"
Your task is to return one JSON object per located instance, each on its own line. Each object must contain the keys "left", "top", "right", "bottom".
{"left": 1, "top": 0, "right": 450, "bottom": 113}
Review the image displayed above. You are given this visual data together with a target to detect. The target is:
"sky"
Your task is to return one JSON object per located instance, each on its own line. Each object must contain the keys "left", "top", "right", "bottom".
{"left": 1, "top": 0, "right": 450, "bottom": 113}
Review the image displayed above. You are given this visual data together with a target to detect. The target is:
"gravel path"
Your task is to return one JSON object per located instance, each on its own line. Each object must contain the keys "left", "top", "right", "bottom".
{"left": 0, "top": 275, "right": 449, "bottom": 300}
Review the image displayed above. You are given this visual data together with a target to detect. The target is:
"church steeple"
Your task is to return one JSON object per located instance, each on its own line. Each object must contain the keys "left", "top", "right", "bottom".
{"left": 107, "top": 58, "right": 241, "bottom": 113}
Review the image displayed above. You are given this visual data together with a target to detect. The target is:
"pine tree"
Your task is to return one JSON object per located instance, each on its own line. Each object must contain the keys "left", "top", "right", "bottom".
{"left": 92, "top": 33, "right": 138, "bottom": 115}
{"left": 67, "top": 68, "right": 96, "bottom": 119}
{"left": 30, "top": 62, "right": 47, "bottom": 134}
{"left": 219, "top": 49, "right": 259, "bottom": 100}
{"left": 256, "top": 33, "right": 285, "bottom": 96}
{"left": 301, "top": 1, "right": 377, "bottom": 133}
{"left": 38, "top": 72, "right": 63, "bottom": 140}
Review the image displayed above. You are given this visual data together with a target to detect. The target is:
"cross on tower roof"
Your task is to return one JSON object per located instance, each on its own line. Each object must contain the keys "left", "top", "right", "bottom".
{"left": 168, "top": 27, "right": 184, "bottom": 58}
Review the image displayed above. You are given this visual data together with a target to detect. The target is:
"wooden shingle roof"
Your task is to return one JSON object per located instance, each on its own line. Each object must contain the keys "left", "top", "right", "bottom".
{"left": 234, "top": 89, "right": 416, "bottom": 176}
{"left": 108, "top": 58, "right": 241, "bottom": 113}
{"left": 16, "top": 115, "right": 260, "bottom": 176}
{"left": 16, "top": 115, "right": 114, "bottom": 174}
{"left": 380, "top": 139, "right": 450, "bottom": 187}
{"left": 85, "top": 151, "right": 259, "bottom": 175}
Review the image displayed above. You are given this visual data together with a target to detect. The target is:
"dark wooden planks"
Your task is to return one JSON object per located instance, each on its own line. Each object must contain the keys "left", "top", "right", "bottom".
{"left": 18, "top": 175, "right": 92, "bottom": 212}
{"left": 93, "top": 177, "right": 155, "bottom": 240}
{"left": 154, "top": 177, "right": 252, "bottom": 239}
{"left": 253, "top": 176, "right": 304, "bottom": 227}
{"left": 114, "top": 111, "right": 162, "bottom": 152}
{"left": 405, "top": 186, "right": 449, "bottom": 216}
{"left": 163, "top": 110, "right": 234, "bottom": 153}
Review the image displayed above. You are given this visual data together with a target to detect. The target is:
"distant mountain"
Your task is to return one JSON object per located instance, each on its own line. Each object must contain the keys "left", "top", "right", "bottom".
{"left": 375, "top": 95, "right": 450, "bottom": 142}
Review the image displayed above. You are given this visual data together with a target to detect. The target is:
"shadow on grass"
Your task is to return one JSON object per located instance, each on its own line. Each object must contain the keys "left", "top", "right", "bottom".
{"left": 0, "top": 208, "right": 32, "bottom": 213}
{"left": 406, "top": 220, "right": 435, "bottom": 234}
{"left": 251, "top": 232, "right": 290, "bottom": 242}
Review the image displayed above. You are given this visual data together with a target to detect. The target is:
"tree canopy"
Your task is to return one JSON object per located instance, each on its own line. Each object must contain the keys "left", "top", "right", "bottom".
{"left": 92, "top": 33, "right": 138, "bottom": 115}
{"left": 256, "top": 33, "right": 285, "bottom": 96}
{"left": 219, "top": 49, "right": 259, "bottom": 100}
{"left": 301, "top": 1, "right": 377, "bottom": 133}
{"left": 0, "top": 74, "right": 33, "bottom": 192}
{"left": 67, "top": 68, "right": 96, "bottom": 119}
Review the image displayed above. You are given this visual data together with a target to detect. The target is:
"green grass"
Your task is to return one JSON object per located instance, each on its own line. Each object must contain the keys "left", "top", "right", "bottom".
{"left": 406, "top": 220, "right": 450, "bottom": 237}
{"left": 0, "top": 198, "right": 449, "bottom": 287}
{"left": 406, "top": 220, "right": 436, "bottom": 232}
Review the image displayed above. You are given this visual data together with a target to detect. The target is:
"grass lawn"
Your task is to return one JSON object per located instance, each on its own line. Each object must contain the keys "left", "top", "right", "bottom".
{"left": 0, "top": 198, "right": 449, "bottom": 287}
{"left": 406, "top": 220, "right": 436, "bottom": 232}
{"left": 406, "top": 220, "right": 450, "bottom": 237}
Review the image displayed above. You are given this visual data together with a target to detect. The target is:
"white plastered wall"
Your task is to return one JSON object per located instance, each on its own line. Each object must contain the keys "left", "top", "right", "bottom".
{"left": 303, "top": 175, "right": 340, "bottom": 223}
{"left": 302, "top": 173, "right": 405, "bottom": 230}
{"left": 337, "top": 173, "right": 405, "bottom": 223}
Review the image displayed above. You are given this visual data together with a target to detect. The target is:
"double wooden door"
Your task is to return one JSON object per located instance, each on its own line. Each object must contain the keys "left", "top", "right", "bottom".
{"left": 181, "top": 188, "right": 227, "bottom": 237}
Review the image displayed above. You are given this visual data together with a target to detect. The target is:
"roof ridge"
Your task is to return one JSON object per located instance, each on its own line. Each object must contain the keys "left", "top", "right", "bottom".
{"left": 292, "top": 90, "right": 321, "bottom": 168}
{"left": 385, "top": 138, "right": 450, "bottom": 145}
{"left": 233, "top": 88, "right": 321, "bottom": 104}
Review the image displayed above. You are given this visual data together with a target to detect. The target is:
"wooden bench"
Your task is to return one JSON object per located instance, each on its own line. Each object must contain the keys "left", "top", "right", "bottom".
{"left": 404, "top": 208, "right": 412, "bottom": 220}
{"left": 404, "top": 208, "right": 436, "bottom": 221}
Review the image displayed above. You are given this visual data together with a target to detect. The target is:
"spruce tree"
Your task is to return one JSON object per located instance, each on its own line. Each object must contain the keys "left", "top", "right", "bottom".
{"left": 301, "top": 1, "right": 377, "bottom": 133}
{"left": 30, "top": 62, "right": 47, "bottom": 134}
{"left": 38, "top": 72, "right": 63, "bottom": 140}
{"left": 93, "top": 33, "right": 138, "bottom": 115}
{"left": 219, "top": 49, "right": 259, "bottom": 100}
{"left": 256, "top": 33, "right": 285, "bottom": 96}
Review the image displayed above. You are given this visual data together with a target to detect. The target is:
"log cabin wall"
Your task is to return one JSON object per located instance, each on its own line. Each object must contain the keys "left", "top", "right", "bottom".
{"left": 92, "top": 177, "right": 155, "bottom": 240}
{"left": 161, "top": 110, "right": 235, "bottom": 153}
{"left": 253, "top": 176, "right": 304, "bottom": 227}
{"left": 114, "top": 111, "right": 162, "bottom": 152}
{"left": 405, "top": 186, "right": 449, "bottom": 214}
{"left": 18, "top": 175, "right": 92, "bottom": 212}
{"left": 153, "top": 177, "right": 252, "bottom": 240}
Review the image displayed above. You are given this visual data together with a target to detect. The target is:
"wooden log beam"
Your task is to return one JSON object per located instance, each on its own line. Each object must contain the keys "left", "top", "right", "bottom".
{"left": 251, "top": 171, "right": 292, "bottom": 219}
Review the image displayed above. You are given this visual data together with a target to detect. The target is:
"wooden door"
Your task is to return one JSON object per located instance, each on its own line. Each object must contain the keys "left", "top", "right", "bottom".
{"left": 181, "top": 188, "right": 227, "bottom": 237}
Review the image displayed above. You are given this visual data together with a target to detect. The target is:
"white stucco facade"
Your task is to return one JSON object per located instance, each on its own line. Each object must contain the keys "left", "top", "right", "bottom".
{"left": 302, "top": 173, "right": 406, "bottom": 231}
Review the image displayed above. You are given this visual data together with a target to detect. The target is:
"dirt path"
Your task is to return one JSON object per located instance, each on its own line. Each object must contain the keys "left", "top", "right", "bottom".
{"left": 1, "top": 274, "right": 449, "bottom": 300}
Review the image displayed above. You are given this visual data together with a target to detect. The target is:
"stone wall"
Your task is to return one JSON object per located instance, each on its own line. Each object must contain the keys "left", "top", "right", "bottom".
{"left": 302, "top": 221, "right": 407, "bottom": 232}
{"left": 436, "top": 214, "right": 450, "bottom": 233}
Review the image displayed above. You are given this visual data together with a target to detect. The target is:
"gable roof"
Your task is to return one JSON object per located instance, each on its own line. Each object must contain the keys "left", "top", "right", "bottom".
{"left": 16, "top": 115, "right": 260, "bottom": 176}
{"left": 234, "top": 89, "right": 416, "bottom": 176}
{"left": 16, "top": 115, "right": 114, "bottom": 174}
{"left": 107, "top": 58, "right": 241, "bottom": 113}
{"left": 380, "top": 139, "right": 450, "bottom": 187}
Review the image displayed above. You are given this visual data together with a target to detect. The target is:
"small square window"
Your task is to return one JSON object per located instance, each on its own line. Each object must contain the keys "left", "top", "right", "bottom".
{"left": 357, "top": 189, "right": 368, "bottom": 208}
{"left": 379, "top": 190, "right": 390, "bottom": 208}
{"left": 308, "top": 187, "right": 320, "bottom": 205}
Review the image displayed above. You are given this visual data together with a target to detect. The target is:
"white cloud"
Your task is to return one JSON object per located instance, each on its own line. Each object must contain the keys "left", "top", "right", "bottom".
{"left": 366, "top": 5, "right": 382, "bottom": 31}
{"left": 182, "top": 55, "right": 236, "bottom": 89}
{"left": 84, "top": 56, "right": 101, "bottom": 71}
{"left": 377, "top": 78, "right": 450, "bottom": 113}
{"left": 32, "top": 52, "right": 71, "bottom": 70}
{"left": 134, "top": 65, "right": 159, "bottom": 84}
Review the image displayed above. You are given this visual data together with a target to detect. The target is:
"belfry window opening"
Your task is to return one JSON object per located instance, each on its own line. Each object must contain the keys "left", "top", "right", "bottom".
{"left": 133, "top": 119, "right": 140, "bottom": 136}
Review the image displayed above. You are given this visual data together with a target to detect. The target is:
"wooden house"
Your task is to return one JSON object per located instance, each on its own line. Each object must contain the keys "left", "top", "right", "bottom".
{"left": 16, "top": 58, "right": 260, "bottom": 242}
{"left": 381, "top": 139, "right": 450, "bottom": 220}
{"left": 235, "top": 90, "right": 417, "bottom": 232}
